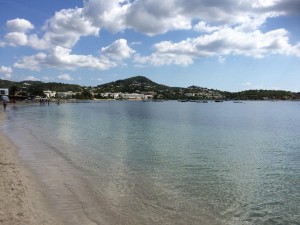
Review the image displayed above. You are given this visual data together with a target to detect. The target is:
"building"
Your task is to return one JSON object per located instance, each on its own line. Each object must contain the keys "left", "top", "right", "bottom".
{"left": 43, "top": 90, "right": 57, "bottom": 98}
{"left": 120, "top": 93, "right": 145, "bottom": 100}
{"left": 56, "top": 91, "right": 75, "bottom": 98}
{"left": 0, "top": 88, "right": 9, "bottom": 96}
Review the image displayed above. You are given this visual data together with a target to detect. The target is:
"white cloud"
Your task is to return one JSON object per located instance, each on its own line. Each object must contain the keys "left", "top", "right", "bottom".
{"left": 57, "top": 74, "right": 73, "bottom": 81}
{"left": 42, "top": 8, "right": 100, "bottom": 48}
{"left": 218, "top": 56, "right": 226, "bottom": 64}
{"left": 135, "top": 26, "right": 299, "bottom": 67}
{"left": 4, "top": 32, "right": 49, "bottom": 50}
{"left": 2, "top": 8, "right": 99, "bottom": 50}
{"left": 13, "top": 46, "right": 113, "bottom": 71}
{"left": 252, "top": 0, "right": 281, "bottom": 8}
{"left": 125, "top": 0, "right": 191, "bottom": 35}
{"left": 134, "top": 52, "right": 194, "bottom": 67}
{"left": 2, "top": 0, "right": 300, "bottom": 74}
{"left": 2, "top": 0, "right": 300, "bottom": 48}
{"left": 13, "top": 39, "right": 135, "bottom": 71}
{"left": 101, "top": 39, "right": 135, "bottom": 61}
{"left": 83, "top": 0, "right": 129, "bottom": 33}
{"left": 0, "top": 66, "right": 13, "bottom": 75}
{"left": 4, "top": 32, "right": 28, "bottom": 46}
{"left": 14, "top": 53, "right": 47, "bottom": 71}
{"left": 25, "top": 75, "right": 39, "bottom": 81}
{"left": 194, "top": 21, "right": 221, "bottom": 33}
{"left": 6, "top": 18, "right": 34, "bottom": 33}
{"left": 0, "top": 66, "right": 13, "bottom": 79}
{"left": 243, "top": 82, "right": 252, "bottom": 87}
{"left": 81, "top": 0, "right": 300, "bottom": 36}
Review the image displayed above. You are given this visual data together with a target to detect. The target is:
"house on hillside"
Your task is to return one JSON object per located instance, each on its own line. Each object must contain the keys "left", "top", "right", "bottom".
{"left": 57, "top": 91, "right": 74, "bottom": 98}
{"left": 0, "top": 88, "right": 9, "bottom": 96}
{"left": 43, "top": 90, "right": 57, "bottom": 98}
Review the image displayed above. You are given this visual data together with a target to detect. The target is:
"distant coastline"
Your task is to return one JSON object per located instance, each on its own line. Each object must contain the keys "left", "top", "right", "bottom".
{"left": 1, "top": 76, "right": 300, "bottom": 101}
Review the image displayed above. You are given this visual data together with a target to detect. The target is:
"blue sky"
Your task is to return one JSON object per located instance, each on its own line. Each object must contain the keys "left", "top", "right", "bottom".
{"left": 0, "top": 0, "right": 299, "bottom": 92}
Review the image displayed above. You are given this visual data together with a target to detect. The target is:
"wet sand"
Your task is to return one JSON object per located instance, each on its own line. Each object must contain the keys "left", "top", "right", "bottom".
{"left": 0, "top": 107, "right": 62, "bottom": 225}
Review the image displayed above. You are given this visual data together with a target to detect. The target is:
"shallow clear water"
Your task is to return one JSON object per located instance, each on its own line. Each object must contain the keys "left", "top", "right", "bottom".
{"left": 3, "top": 101, "right": 300, "bottom": 225}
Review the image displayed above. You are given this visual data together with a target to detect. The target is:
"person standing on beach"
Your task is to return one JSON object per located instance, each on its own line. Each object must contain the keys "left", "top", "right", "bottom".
{"left": 2, "top": 101, "right": 7, "bottom": 112}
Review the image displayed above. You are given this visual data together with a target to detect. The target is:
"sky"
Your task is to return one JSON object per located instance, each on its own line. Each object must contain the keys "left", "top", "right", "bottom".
{"left": 0, "top": 0, "right": 300, "bottom": 92}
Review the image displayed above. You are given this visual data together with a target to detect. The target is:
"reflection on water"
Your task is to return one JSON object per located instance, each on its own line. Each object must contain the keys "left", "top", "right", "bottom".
{"left": 4, "top": 101, "right": 300, "bottom": 225}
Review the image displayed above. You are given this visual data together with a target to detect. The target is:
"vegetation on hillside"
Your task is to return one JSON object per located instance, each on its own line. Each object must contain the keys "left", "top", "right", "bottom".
{"left": 1, "top": 76, "right": 299, "bottom": 100}
{"left": 223, "top": 90, "right": 295, "bottom": 100}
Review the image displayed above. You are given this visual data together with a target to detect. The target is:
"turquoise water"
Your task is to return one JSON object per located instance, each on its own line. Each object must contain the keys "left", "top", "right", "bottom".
{"left": 3, "top": 101, "right": 300, "bottom": 225}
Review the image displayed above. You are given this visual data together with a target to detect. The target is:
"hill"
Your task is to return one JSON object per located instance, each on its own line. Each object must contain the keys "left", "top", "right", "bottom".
{"left": 1, "top": 76, "right": 299, "bottom": 100}
{"left": 94, "top": 76, "right": 223, "bottom": 99}
{"left": 96, "top": 76, "right": 168, "bottom": 93}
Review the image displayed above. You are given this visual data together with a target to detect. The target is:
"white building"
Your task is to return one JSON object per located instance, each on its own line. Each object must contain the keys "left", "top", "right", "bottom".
{"left": 119, "top": 93, "right": 145, "bottom": 100}
{"left": 43, "top": 90, "right": 57, "bottom": 98}
{"left": 57, "top": 91, "right": 74, "bottom": 98}
{"left": 0, "top": 88, "right": 9, "bottom": 96}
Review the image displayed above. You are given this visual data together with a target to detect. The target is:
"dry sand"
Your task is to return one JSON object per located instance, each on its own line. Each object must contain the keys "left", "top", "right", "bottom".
{"left": 0, "top": 107, "right": 62, "bottom": 225}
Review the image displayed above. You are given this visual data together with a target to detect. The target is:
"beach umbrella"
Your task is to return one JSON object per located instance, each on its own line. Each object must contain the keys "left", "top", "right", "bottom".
{"left": 1, "top": 95, "right": 10, "bottom": 102}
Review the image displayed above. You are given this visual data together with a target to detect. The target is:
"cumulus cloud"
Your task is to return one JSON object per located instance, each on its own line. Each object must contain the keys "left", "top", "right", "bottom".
{"left": 14, "top": 47, "right": 112, "bottom": 71}
{"left": 2, "top": 8, "right": 99, "bottom": 50}
{"left": 0, "top": 66, "right": 13, "bottom": 79}
{"left": 6, "top": 18, "right": 34, "bottom": 33}
{"left": 82, "top": 0, "right": 300, "bottom": 36}
{"left": 83, "top": 0, "right": 129, "bottom": 33}
{"left": 194, "top": 21, "right": 221, "bottom": 33}
{"left": 101, "top": 39, "right": 135, "bottom": 61}
{"left": 57, "top": 74, "right": 74, "bottom": 81}
{"left": 14, "top": 39, "right": 135, "bottom": 71}
{"left": 25, "top": 75, "right": 39, "bottom": 81}
{"left": 14, "top": 53, "right": 47, "bottom": 71}
{"left": 135, "top": 27, "right": 299, "bottom": 66}
{"left": 0, "top": 66, "right": 12, "bottom": 74}
{"left": 2, "top": 0, "right": 300, "bottom": 72}
{"left": 4, "top": 32, "right": 28, "bottom": 46}
{"left": 2, "top": 18, "right": 48, "bottom": 49}
{"left": 42, "top": 8, "right": 100, "bottom": 48}
{"left": 125, "top": 0, "right": 191, "bottom": 35}
{"left": 134, "top": 53, "right": 194, "bottom": 67}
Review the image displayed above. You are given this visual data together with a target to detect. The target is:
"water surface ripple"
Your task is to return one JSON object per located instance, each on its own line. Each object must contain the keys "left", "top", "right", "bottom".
{"left": 4, "top": 101, "right": 300, "bottom": 225}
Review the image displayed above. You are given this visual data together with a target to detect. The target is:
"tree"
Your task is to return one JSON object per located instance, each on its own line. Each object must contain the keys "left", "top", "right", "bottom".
{"left": 9, "top": 85, "right": 19, "bottom": 96}
{"left": 80, "top": 90, "right": 93, "bottom": 99}
{"left": 28, "top": 84, "right": 45, "bottom": 97}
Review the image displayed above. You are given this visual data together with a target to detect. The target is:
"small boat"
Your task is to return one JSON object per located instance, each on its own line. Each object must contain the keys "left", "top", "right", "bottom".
{"left": 215, "top": 100, "right": 223, "bottom": 102}
{"left": 233, "top": 101, "right": 243, "bottom": 103}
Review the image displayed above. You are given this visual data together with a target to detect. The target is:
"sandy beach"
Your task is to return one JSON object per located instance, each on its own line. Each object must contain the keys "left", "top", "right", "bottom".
{"left": 0, "top": 106, "right": 61, "bottom": 225}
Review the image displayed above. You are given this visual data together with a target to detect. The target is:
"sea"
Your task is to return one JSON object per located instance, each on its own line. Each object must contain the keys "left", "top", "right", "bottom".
{"left": 3, "top": 101, "right": 300, "bottom": 225}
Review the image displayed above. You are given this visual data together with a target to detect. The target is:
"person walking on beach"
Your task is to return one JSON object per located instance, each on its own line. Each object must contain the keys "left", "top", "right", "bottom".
{"left": 3, "top": 101, "right": 7, "bottom": 112}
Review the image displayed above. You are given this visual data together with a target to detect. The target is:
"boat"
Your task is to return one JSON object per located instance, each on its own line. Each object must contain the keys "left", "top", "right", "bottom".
{"left": 233, "top": 101, "right": 243, "bottom": 103}
{"left": 215, "top": 100, "right": 223, "bottom": 102}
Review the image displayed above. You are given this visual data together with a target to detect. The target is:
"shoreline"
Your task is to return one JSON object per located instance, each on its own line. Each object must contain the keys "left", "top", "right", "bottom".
{"left": 0, "top": 105, "right": 62, "bottom": 225}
